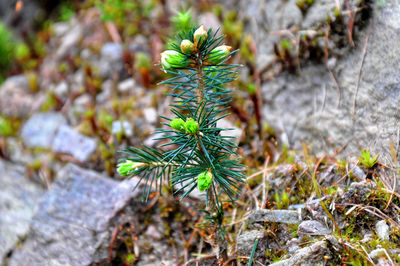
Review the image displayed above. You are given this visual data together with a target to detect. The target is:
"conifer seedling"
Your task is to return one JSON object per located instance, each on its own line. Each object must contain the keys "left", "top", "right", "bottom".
{"left": 117, "top": 25, "right": 245, "bottom": 256}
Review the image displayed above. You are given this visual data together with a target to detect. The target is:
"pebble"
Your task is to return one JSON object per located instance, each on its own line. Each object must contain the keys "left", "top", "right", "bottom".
{"left": 112, "top": 121, "right": 133, "bottom": 137}
{"left": 297, "top": 220, "right": 331, "bottom": 235}
{"left": 247, "top": 209, "right": 302, "bottom": 225}
{"left": 376, "top": 220, "right": 390, "bottom": 241}
{"left": 52, "top": 125, "right": 97, "bottom": 162}
{"left": 21, "top": 112, "right": 67, "bottom": 149}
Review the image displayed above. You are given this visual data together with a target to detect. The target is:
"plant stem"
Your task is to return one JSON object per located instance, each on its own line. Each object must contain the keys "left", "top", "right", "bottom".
{"left": 195, "top": 57, "right": 228, "bottom": 262}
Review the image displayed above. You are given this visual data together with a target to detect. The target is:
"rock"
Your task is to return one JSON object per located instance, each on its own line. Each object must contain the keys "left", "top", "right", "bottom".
{"left": 118, "top": 78, "right": 136, "bottom": 93}
{"left": 20, "top": 112, "right": 66, "bottom": 149}
{"left": 96, "top": 79, "right": 113, "bottom": 103}
{"left": 297, "top": 220, "right": 331, "bottom": 235}
{"left": 0, "top": 75, "right": 44, "bottom": 118}
{"left": 236, "top": 230, "right": 265, "bottom": 256}
{"left": 145, "top": 225, "right": 162, "bottom": 240}
{"left": 101, "top": 43, "right": 123, "bottom": 62}
{"left": 217, "top": 118, "right": 243, "bottom": 143}
{"left": 52, "top": 125, "right": 97, "bottom": 162}
{"left": 376, "top": 220, "right": 390, "bottom": 241}
{"left": 112, "top": 121, "right": 133, "bottom": 137}
{"left": 0, "top": 159, "right": 44, "bottom": 263}
{"left": 56, "top": 19, "right": 83, "bottom": 58}
{"left": 270, "top": 236, "right": 340, "bottom": 266}
{"left": 248, "top": 0, "right": 400, "bottom": 157}
{"left": 9, "top": 163, "right": 140, "bottom": 266}
{"left": 247, "top": 209, "right": 302, "bottom": 225}
{"left": 128, "top": 34, "right": 149, "bottom": 54}
{"left": 198, "top": 13, "right": 221, "bottom": 32}
{"left": 143, "top": 107, "right": 158, "bottom": 124}
{"left": 53, "top": 22, "right": 70, "bottom": 37}
{"left": 52, "top": 81, "right": 69, "bottom": 98}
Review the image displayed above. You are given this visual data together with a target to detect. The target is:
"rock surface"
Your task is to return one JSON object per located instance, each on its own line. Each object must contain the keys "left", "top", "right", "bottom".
{"left": 270, "top": 236, "right": 340, "bottom": 266}
{"left": 247, "top": 209, "right": 302, "bottom": 225}
{"left": 20, "top": 112, "right": 67, "bottom": 149}
{"left": 52, "top": 125, "right": 97, "bottom": 162}
{"left": 0, "top": 75, "right": 45, "bottom": 118}
{"left": 9, "top": 163, "right": 140, "bottom": 266}
{"left": 241, "top": 0, "right": 400, "bottom": 158}
{"left": 297, "top": 220, "right": 331, "bottom": 235}
{"left": 0, "top": 159, "right": 44, "bottom": 263}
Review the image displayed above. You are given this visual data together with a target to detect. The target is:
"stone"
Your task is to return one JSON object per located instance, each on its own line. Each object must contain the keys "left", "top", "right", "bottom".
{"left": 236, "top": 230, "right": 264, "bottom": 256}
{"left": 52, "top": 81, "right": 69, "bottom": 98}
{"left": 247, "top": 209, "right": 302, "bottom": 225}
{"left": 112, "top": 121, "right": 133, "bottom": 137}
{"left": 118, "top": 78, "right": 136, "bottom": 93}
{"left": 0, "top": 75, "right": 44, "bottom": 118}
{"left": 270, "top": 236, "right": 340, "bottom": 266}
{"left": 143, "top": 107, "right": 158, "bottom": 124}
{"left": 217, "top": 118, "right": 243, "bottom": 143}
{"left": 20, "top": 112, "right": 67, "bottom": 149}
{"left": 0, "top": 159, "right": 44, "bottom": 263}
{"left": 376, "top": 220, "right": 390, "bottom": 241}
{"left": 52, "top": 125, "right": 97, "bottom": 162}
{"left": 101, "top": 43, "right": 123, "bottom": 62}
{"left": 53, "top": 22, "right": 70, "bottom": 37}
{"left": 198, "top": 12, "right": 221, "bottom": 32}
{"left": 56, "top": 19, "right": 83, "bottom": 58}
{"left": 297, "top": 220, "right": 331, "bottom": 235}
{"left": 9, "top": 163, "right": 140, "bottom": 266}
{"left": 246, "top": 0, "right": 400, "bottom": 157}
{"left": 145, "top": 225, "right": 162, "bottom": 240}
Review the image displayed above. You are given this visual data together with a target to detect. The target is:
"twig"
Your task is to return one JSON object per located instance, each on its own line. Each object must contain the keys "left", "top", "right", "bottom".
{"left": 352, "top": 21, "right": 373, "bottom": 116}
{"left": 184, "top": 254, "right": 217, "bottom": 266}
{"left": 261, "top": 156, "right": 270, "bottom": 209}
{"left": 334, "top": 160, "right": 360, "bottom": 185}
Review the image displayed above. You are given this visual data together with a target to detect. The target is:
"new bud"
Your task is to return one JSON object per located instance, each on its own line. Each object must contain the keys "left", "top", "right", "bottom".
{"left": 197, "top": 170, "right": 213, "bottom": 192}
{"left": 180, "top": 39, "right": 195, "bottom": 54}
{"left": 160, "top": 50, "right": 189, "bottom": 72}
{"left": 170, "top": 118, "right": 185, "bottom": 132}
{"left": 117, "top": 160, "right": 145, "bottom": 176}
{"left": 184, "top": 118, "right": 199, "bottom": 134}
{"left": 206, "top": 45, "right": 232, "bottom": 65}
{"left": 193, "top": 25, "right": 208, "bottom": 47}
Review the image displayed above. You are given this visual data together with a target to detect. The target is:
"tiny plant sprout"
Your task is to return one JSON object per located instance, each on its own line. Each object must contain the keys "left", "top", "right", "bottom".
{"left": 193, "top": 25, "right": 208, "bottom": 47}
{"left": 117, "top": 160, "right": 145, "bottom": 176}
{"left": 206, "top": 45, "right": 232, "bottom": 65}
{"left": 160, "top": 50, "right": 189, "bottom": 72}
{"left": 183, "top": 118, "right": 199, "bottom": 134}
{"left": 118, "top": 24, "right": 244, "bottom": 259}
{"left": 197, "top": 170, "right": 213, "bottom": 192}
{"left": 170, "top": 118, "right": 185, "bottom": 132}
{"left": 180, "top": 39, "right": 195, "bottom": 54}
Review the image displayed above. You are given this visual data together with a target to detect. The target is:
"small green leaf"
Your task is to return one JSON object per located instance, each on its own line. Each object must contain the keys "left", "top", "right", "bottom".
{"left": 184, "top": 119, "right": 199, "bottom": 134}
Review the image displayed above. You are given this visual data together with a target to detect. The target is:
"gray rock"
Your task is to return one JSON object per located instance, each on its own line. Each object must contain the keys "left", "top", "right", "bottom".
{"left": 298, "top": 220, "right": 331, "bottom": 235}
{"left": 0, "top": 159, "right": 44, "bottom": 263}
{"left": 112, "top": 120, "right": 133, "bottom": 137}
{"left": 9, "top": 163, "right": 140, "bottom": 266}
{"left": 270, "top": 236, "right": 339, "bottom": 266}
{"left": 198, "top": 12, "right": 221, "bottom": 32}
{"left": 217, "top": 118, "right": 243, "bottom": 143}
{"left": 52, "top": 125, "right": 97, "bottom": 162}
{"left": 128, "top": 34, "right": 149, "bottom": 54}
{"left": 101, "top": 43, "right": 123, "bottom": 62}
{"left": 376, "top": 220, "right": 390, "bottom": 241}
{"left": 248, "top": 0, "right": 400, "bottom": 158}
{"left": 21, "top": 112, "right": 67, "bottom": 149}
{"left": 56, "top": 19, "right": 83, "bottom": 58}
{"left": 236, "top": 230, "right": 264, "bottom": 256}
{"left": 247, "top": 209, "right": 302, "bottom": 225}
{"left": 118, "top": 78, "right": 136, "bottom": 93}
{"left": 0, "top": 75, "right": 44, "bottom": 118}
{"left": 143, "top": 107, "right": 158, "bottom": 124}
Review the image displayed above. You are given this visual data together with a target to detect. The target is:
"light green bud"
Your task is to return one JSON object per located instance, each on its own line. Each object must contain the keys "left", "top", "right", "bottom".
{"left": 193, "top": 25, "right": 208, "bottom": 47}
{"left": 206, "top": 45, "right": 232, "bottom": 65}
{"left": 197, "top": 170, "right": 212, "bottom": 192}
{"left": 184, "top": 119, "right": 199, "bottom": 134}
{"left": 117, "top": 160, "right": 145, "bottom": 176}
{"left": 160, "top": 50, "right": 189, "bottom": 72}
{"left": 180, "top": 39, "right": 195, "bottom": 54}
{"left": 170, "top": 118, "right": 185, "bottom": 132}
